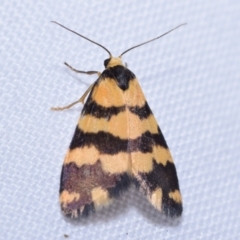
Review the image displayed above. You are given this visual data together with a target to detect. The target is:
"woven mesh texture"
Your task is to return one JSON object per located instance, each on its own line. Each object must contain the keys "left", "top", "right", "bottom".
{"left": 1, "top": 1, "right": 240, "bottom": 239}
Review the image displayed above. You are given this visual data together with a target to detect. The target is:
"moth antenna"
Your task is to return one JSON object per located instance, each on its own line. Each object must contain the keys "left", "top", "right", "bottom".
{"left": 119, "top": 23, "right": 187, "bottom": 57}
{"left": 51, "top": 21, "right": 112, "bottom": 57}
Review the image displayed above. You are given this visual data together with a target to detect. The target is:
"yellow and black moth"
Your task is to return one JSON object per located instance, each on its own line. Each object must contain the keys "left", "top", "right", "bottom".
{"left": 52, "top": 22, "right": 186, "bottom": 218}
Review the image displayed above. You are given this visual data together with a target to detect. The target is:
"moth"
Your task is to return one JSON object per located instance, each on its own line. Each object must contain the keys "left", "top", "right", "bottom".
{"left": 52, "top": 21, "right": 185, "bottom": 218}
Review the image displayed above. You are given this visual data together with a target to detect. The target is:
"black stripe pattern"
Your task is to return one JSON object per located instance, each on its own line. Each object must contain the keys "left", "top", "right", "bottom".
{"left": 82, "top": 100, "right": 126, "bottom": 120}
{"left": 128, "top": 102, "right": 152, "bottom": 119}
{"left": 69, "top": 128, "right": 168, "bottom": 154}
{"left": 82, "top": 99, "right": 153, "bottom": 121}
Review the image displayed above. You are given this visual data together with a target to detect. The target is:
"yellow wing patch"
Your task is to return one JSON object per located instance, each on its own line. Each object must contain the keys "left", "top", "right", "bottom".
{"left": 60, "top": 190, "right": 80, "bottom": 207}
{"left": 78, "top": 109, "right": 158, "bottom": 139}
{"left": 149, "top": 188, "right": 163, "bottom": 211}
{"left": 91, "top": 187, "right": 111, "bottom": 209}
{"left": 169, "top": 190, "right": 182, "bottom": 203}
{"left": 64, "top": 147, "right": 131, "bottom": 174}
{"left": 153, "top": 145, "right": 173, "bottom": 166}
{"left": 78, "top": 111, "right": 128, "bottom": 138}
{"left": 93, "top": 78, "right": 124, "bottom": 107}
{"left": 124, "top": 79, "right": 146, "bottom": 106}
{"left": 64, "top": 146, "right": 99, "bottom": 166}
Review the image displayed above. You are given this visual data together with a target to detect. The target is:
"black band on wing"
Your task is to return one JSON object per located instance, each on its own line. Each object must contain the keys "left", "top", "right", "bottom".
{"left": 128, "top": 102, "right": 152, "bottom": 119}
{"left": 82, "top": 100, "right": 126, "bottom": 120}
{"left": 69, "top": 127, "right": 168, "bottom": 154}
{"left": 139, "top": 160, "right": 180, "bottom": 192}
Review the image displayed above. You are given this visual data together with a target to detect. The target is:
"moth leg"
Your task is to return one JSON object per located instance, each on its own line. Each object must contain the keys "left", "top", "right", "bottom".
{"left": 51, "top": 61, "right": 101, "bottom": 111}
{"left": 51, "top": 82, "right": 95, "bottom": 111}
{"left": 64, "top": 62, "right": 101, "bottom": 76}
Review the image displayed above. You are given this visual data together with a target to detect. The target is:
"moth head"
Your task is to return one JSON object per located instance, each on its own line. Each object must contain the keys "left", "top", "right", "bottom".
{"left": 104, "top": 57, "right": 124, "bottom": 68}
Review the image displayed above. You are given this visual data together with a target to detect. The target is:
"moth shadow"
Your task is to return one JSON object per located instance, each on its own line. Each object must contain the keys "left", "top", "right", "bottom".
{"left": 62, "top": 185, "right": 182, "bottom": 227}
{"left": 130, "top": 187, "right": 182, "bottom": 227}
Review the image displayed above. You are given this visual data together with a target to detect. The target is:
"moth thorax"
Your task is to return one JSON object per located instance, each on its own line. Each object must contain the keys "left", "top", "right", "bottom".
{"left": 104, "top": 57, "right": 124, "bottom": 68}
